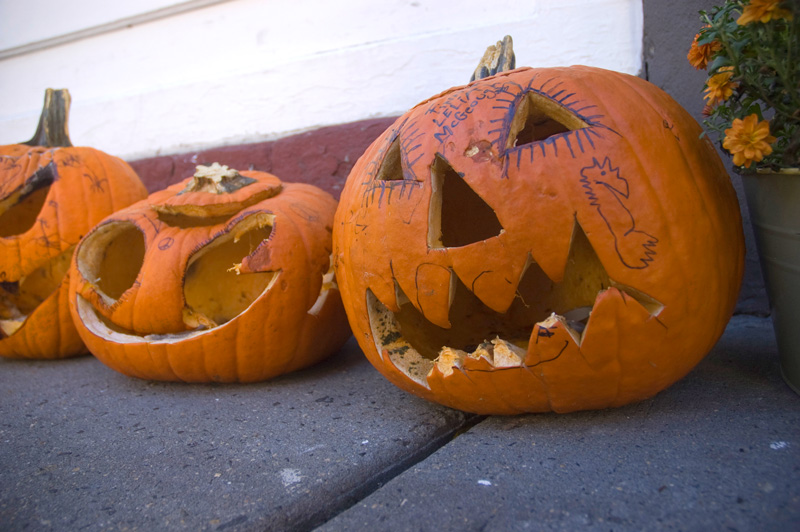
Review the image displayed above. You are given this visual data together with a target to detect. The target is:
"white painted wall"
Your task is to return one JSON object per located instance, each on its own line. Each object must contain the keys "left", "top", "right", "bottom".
{"left": 0, "top": 0, "right": 643, "bottom": 161}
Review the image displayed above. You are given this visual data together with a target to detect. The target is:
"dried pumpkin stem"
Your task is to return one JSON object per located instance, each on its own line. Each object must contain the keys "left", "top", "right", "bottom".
{"left": 179, "top": 163, "right": 256, "bottom": 195}
{"left": 24, "top": 88, "right": 73, "bottom": 148}
{"left": 470, "top": 35, "right": 516, "bottom": 82}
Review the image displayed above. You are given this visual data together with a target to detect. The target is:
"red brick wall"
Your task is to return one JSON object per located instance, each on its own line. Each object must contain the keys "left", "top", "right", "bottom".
{"left": 129, "top": 117, "right": 397, "bottom": 199}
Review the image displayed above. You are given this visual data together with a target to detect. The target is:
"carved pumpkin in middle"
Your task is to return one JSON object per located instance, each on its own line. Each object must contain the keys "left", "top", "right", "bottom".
{"left": 70, "top": 164, "right": 351, "bottom": 382}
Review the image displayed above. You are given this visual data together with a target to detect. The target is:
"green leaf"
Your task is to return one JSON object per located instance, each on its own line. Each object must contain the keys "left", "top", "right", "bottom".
{"left": 707, "top": 55, "right": 732, "bottom": 73}
{"left": 745, "top": 103, "right": 764, "bottom": 120}
{"left": 697, "top": 31, "right": 718, "bottom": 45}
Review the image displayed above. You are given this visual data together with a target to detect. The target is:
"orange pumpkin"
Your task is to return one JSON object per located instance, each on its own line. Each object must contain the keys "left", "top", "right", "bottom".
{"left": 333, "top": 64, "right": 745, "bottom": 414}
{"left": 69, "top": 163, "right": 351, "bottom": 383}
{"left": 0, "top": 89, "right": 147, "bottom": 359}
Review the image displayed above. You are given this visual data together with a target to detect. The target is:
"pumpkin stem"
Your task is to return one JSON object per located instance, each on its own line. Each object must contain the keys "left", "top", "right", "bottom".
{"left": 180, "top": 163, "right": 256, "bottom": 195}
{"left": 470, "top": 35, "right": 516, "bottom": 82}
{"left": 23, "top": 88, "right": 73, "bottom": 148}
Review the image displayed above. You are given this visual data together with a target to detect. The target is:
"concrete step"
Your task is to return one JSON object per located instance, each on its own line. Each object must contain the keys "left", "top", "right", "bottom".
{"left": 2, "top": 315, "right": 797, "bottom": 531}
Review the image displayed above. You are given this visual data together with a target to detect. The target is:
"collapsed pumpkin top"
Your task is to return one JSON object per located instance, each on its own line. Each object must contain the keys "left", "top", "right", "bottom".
{"left": 180, "top": 163, "right": 257, "bottom": 195}
{"left": 149, "top": 163, "right": 283, "bottom": 221}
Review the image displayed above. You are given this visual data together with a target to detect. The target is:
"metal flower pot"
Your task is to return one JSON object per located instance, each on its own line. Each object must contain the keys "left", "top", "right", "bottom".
{"left": 742, "top": 168, "right": 800, "bottom": 394}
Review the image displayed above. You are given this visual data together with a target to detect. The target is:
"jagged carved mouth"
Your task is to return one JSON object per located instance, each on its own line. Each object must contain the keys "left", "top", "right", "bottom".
{"left": 0, "top": 248, "right": 73, "bottom": 338}
{"left": 74, "top": 270, "right": 281, "bottom": 344}
{"left": 366, "top": 224, "right": 663, "bottom": 388}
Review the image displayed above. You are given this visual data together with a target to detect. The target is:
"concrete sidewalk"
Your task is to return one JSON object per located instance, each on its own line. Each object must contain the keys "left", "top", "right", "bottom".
{"left": 1, "top": 315, "right": 798, "bottom": 531}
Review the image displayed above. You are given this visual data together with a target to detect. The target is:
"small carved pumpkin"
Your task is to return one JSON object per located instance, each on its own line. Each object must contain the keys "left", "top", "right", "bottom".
{"left": 0, "top": 89, "right": 147, "bottom": 359}
{"left": 333, "top": 42, "right": 745, "bottom": 414}
{"left": 69, "top": 163, "right": 351, "bottom": 383}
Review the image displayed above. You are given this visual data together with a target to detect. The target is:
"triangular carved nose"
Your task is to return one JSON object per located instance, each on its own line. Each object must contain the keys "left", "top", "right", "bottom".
{"left": 427, "top": 155, "right": 503, "bottom": 249}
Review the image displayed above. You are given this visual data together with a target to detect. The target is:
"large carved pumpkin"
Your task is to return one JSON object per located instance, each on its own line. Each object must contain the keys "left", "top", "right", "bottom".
{"left": 0, "top": 89, "right": 147, "bottom": 359}
{"left": 69, "top": 163, "right": 351, "bottom": 383}
{"left": 333, "top": 59, "right": 745, "bottom": 413}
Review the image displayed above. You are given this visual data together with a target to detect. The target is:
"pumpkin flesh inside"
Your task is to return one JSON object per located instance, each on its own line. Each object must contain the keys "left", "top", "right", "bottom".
{"left": 367, "top": 223, "right": 663, "bottom": 388}
{"left": 182, "top": 223, "right": 276, "bottom": 329}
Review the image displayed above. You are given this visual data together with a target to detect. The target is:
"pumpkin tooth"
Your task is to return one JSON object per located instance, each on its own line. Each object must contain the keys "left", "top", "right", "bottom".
{"left": 490, "top": 338, "right": 525, "bottom": 367}
{"left": 436, "top": 337, "right": 524, "bottom": 373}
{"left": 540, "top": 312, "right": 583, "bottom": 346}
{"left": 434, "top": 347, "right": 467, "bottom": 377}
{"left": 471, "top": 341, "right": 494, "bottom": 364}
{"left": 449, "top": 247, "right": 530, "bottom": 314}
{"left": 0, "top": 317, "right": 25, "bottom": 337}
{"left": 410, "top": 263, "right": 454, "bottom": 329}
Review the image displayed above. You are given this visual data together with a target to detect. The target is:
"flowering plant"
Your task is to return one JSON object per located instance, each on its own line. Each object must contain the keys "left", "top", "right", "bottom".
{"left": 688, "top": 0, "right": 798, "bottom": 170}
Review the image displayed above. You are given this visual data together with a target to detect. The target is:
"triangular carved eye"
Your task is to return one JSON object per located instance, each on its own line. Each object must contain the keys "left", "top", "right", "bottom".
{"left": 506, "top": 92, "right": 588, "bottom": 149}
{"left": 0, "top": 163, "right": 55, "bottom": 238}
{"left": 428, "top": 155, "right": 503, "bottom": 248}
{"left": 376, "top": 138, "right": 403, "bottom": 181}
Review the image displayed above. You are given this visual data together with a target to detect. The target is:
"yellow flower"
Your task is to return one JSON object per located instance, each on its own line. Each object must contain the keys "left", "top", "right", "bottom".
{"left": 704, "top": 67, "right": 738, "bottom": 106}
{"left": 738, "top": 0, "right": 793, "bottom": 25}
{"left": 723, "top": 114, "right": 777, "bottom": 168}
{"left": 687, "top": 30, "right": 722, "bottom": 69}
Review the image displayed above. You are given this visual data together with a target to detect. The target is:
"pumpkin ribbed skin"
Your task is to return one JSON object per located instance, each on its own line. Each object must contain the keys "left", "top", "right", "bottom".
{"left": 0, "top": 146, "right": 147, "bottom": 359}
{"left": 69, "top": 169, "right": 351, "bottom": 383}
{"left": 333, "top": 66, "right": 745, "bottom": 414}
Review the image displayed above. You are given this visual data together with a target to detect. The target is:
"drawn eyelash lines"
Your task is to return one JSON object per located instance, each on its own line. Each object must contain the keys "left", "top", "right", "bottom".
{"left": 496, "top": 76, "right": 620, "bottom": 169}
{"left": 360, "top": 122, "right": 424, "bottom": 209}
{"left": 361, "top": 179, "right": 423, "bottom": 209}
{"left": 400, "top": 122, "right": 427, "bottom": 172}
{"left": 505, "top": 128, "right": 608, "bottom": 173}
{"left": 358, "top": 72, "right": 624, "bottom": 205}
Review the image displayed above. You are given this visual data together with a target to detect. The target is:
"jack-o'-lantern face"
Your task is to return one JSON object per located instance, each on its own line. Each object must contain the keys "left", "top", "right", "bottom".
{"left": 69, "top": 164, "right": 351, "bottom": 383}
{"left": 0, "top": 89, "right": 147, "bottom": 359}
{"left": 334, "top": 66, "right": 745, "bottom": 414}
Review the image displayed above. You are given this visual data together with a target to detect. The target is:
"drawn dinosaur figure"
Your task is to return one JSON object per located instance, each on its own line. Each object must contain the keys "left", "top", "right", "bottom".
{"left": 579, "top": 156, "right": 658, "bottom": 269}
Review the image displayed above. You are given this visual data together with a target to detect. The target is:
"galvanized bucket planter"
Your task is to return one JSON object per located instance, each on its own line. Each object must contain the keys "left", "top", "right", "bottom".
{"left": 742, "top": 168, "right": 800, "bottom": 394}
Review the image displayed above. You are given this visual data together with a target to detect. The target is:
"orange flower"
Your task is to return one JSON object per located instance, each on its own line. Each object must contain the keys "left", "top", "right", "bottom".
{"left": 687, "top": 30, "right": 722, "bottom": 69}
{"left": 704, "top": 67, "right": 738, "bottom": 106}
{"left": 738, "top": 0, "right": 793, "bottom": 25}
{"left": 722, "top": 114, "right": 777, "bottom": 167}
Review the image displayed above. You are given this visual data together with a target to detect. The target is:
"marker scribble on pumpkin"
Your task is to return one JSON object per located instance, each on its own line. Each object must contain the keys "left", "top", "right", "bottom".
{"left": 58, "top": 154, "right": 81, "bottom": 168}
{"left": 157, "top": 237, "right": 174, "bottom": 251}
{"left": 580, "top": 157, "right": 658, "bottom": 269}
{"left": 83, "top": 172, "right": 108, "bottom": 194}
{"left": 34, "top": 215, "right": 63, "bottom": 251}
{"left": 663, "top": 119, "right": 680, "bottom": 142}
{"left": 289, "top": 202, "right": 320, "bottom": 223}
{"left": 361, "top": 179, "right": 423, "bottom": 209}
{"left": 360, "top": 125, "right": 424, "bottom": 210}
{"left": 137, "top": 210, "right": 164, "bottom": 236}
